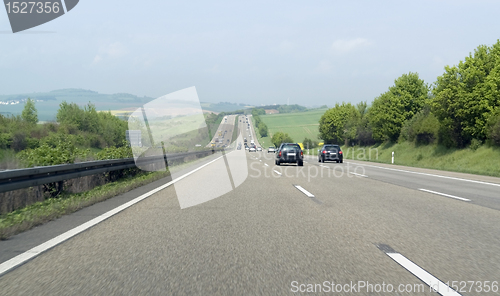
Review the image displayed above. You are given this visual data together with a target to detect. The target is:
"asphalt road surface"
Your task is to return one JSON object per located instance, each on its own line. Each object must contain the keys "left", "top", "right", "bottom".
{"left": 207, "top": 115, "right": 236, "bottom": 148}
{"left": 1, "top": 116, "right": 499, "bottom": 295}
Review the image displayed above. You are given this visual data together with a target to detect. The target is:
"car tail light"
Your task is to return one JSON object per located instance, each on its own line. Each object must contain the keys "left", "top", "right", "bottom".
{"left": 322, "top": 150, "right": 326, "bottom": 154}
{"left": 279, "top": 151, "right": 281, "bottom": 157}
{"left": 339, "top": 151, "right": 342, "bottom": 155}
{"left": 300, "top": 151, "right": 303, "bottom": 156}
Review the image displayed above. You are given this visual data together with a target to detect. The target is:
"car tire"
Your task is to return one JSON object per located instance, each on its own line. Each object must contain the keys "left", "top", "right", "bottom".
{"left": 276, "top": 161, "right": 281, "bottom": 166}
{"left": 298, "top": 161, "right": 303, "bottom": 166}
{"left": 321, "top": 157, "right": 325, "bottom": 163}
{"left": 340, "top": 159, "right": 343, "bottom": 163}
{"left": 318, "top": 157, "right": 321, "bottom": 162}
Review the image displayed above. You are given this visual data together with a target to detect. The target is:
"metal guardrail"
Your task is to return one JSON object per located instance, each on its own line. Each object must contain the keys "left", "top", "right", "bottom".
{"left": 0, "top": 149, "right": 219, "bottom": 194}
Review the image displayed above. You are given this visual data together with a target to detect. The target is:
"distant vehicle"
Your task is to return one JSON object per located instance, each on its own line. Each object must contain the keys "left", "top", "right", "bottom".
{"left": 245, "top": 146, "right": 249, "bottom": 150}
{"left": 249, "top": 145, "right": 256, "bottom": 152}
{"left": 195, "top": 144, "right": 202, "bottom": 147}
{"left": 268, "top": 146, "right": 276, "bottom": 153}
{"left": 318, "top": 144, "right": 343, "bottom": 163}
{"left": 275, "top": 143, "right": 303, "bottom": 166}
{"left": 244, "top": 138, "right": 247, "bottom": 143}
{"left": 237, "top": 146, "right": 242, "bottom": 150}
{"left": 257, "top": 147, "right": 262, "bottom": 151}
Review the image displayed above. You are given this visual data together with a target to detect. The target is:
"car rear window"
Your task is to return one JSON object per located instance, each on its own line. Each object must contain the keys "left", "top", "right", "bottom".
{"left": 283, "top": 144, "right": 301, "bottom": 150}
{"left": 324, "top": 145, "right": 340, "bottom": 150}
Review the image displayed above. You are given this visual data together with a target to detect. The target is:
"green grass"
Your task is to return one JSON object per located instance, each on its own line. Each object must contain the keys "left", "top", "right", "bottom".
{"left": 253, "top": 109, "right": 327, "bottom": 148}
{"left": 259, "top": 109, "right": 327, "bottom": 144}
{"left": 345, "top": 142, "right": 500, "bottom": 177}
{"left": 0, "top": 170, "right": 169, "bottom": 240}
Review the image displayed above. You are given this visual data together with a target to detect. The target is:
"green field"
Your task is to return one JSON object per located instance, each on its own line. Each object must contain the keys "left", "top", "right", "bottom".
{"left": 256, "top": 109, "right": 327, "bottom": 146}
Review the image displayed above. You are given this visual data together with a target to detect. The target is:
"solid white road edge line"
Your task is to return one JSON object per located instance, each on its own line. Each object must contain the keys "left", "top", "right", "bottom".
{"left": 419, "top": 189, "right": 471, "bottom": 202}
{"left": 386, "top": 253, "right": 462, "bottom": 296}
{"left": 345, "top": 161, "right": 500, "bottom": 187}
{"left": 0, "top": 152, "right": 230, "bottom": 277}
{"left": 264, "top": 163, "right": 269, "bottom": 167}
{"left": 349, "top": 172, "right": 368, "bottom": 178}
{"left": 294, "top": 185, "right": 315, "bottom": 198}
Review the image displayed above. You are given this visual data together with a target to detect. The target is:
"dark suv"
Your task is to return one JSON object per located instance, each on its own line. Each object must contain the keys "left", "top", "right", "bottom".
{"left": 318, "top": 144, "right": 343, "bottom": 163}
{"left": 275, "top": 143, "right": 303, "bottom": 166}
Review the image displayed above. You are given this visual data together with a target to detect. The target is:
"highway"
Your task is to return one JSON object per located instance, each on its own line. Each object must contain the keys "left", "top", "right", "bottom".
{"left": 207, "top": 115, "right": 236, "bottom": 149}
{"left": 1, "top": 115, "right": 500, "bottom": 295}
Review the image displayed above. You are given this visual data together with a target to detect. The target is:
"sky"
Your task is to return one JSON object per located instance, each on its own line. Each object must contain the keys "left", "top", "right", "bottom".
{"left": 1, "top": 0, "right": 499, "bottom": 106}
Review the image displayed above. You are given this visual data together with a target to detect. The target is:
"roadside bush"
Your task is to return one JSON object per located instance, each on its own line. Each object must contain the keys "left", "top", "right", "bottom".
{"left": 41, "top": 133, "right": 81, "bottom": 148}
{"left": 11, "top": 132, "right": 28, "bottom": 152}
{"left": 96, "top": 144, "right": 133, "bottom": 160}
{"left": 258, "top": 122, "right": 268, "bottom": 137}
{"left": 487, "top": 108, "right": 500, "bottom": 146}
{"left": 0, "top": 133, "right": 12, "bottom": 149}
{"left": 399, "top": 107, "right": 439, "bottom": 145}
{"left": 18, "top": 141, "right": 91, "bottom": 167}
{"left": 470, "top": 138, "right": 482, "bottom": 151}
{"left": 59, "top": 122, "right": 79, "bottom": 135}
{"left": 26, "top": 137, "right": 39, "bottom": 150}
{"left": 356, "top": 126, "right": 376, "bottom": 146}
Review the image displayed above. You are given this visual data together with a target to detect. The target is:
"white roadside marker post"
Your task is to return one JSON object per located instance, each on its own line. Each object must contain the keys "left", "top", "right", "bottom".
{"left": 392, "top": 151, "right": 394, "bottom": 164}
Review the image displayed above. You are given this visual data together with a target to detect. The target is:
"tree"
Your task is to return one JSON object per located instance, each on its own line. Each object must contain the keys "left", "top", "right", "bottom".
{"left": 399, "top": 106, "right": 440, "bottom": 145}
{"left": 271, "top": 131, "right": 293, "bottom": 147}
{"left": 488, "top": 107, "right": 500, "bottom": 146}
{"left": 21, "top": 98, "right": 38, "bottom": 125}
{"left": 318, "top": 102, "right": 359, "bottom": 145}
{"left": 369, "top": 72, "right": 429, "bottom": 142}
{"left": 302, "top": 137, "right": 318, "bottom": 149}
{"left": 432, "top": 41, "right": 500, "bottom": 147}
{"left": 354, "top": 101, "right": 375, "bottom": 145}
{"left": 258, "top": 122, "right": 268, "bottom": 137}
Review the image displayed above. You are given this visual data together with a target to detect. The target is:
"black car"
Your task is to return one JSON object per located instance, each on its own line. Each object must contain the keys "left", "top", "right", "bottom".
{"left": 318, "top": 144, "right": 343, "bottom": 163}
{"left": 275, "top": 143, "right": 303, "bottom": 166}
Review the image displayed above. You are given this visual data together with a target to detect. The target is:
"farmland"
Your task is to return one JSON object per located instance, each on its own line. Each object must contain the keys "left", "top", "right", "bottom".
{"left": 257, "top": 108, "right": 327, "bottom": 145}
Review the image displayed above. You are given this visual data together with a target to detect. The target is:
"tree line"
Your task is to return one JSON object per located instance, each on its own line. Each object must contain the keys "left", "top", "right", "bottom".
{"left": 251, "top": 108, "right": 269, "bottom": 138}
{"left": 319, "top": 40, "right": 500, "bottom": 149}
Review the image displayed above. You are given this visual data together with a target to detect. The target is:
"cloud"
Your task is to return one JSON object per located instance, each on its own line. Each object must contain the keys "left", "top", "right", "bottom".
{"left": 91, "top": 42, "right": 128, "bottom": 65}
{"left": 331, "top": 38, "right": 371, "bottom": 53}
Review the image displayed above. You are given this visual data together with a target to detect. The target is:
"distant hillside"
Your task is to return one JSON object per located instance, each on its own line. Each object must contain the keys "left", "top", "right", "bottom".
{"left": 0, "top": 88, "right": 310, "bottom": 120}
{"left": 200, "top": 102, "right": 253, "bottom": 112}
{"left": 0, "top": 89, "right": 157, "bottom": 121}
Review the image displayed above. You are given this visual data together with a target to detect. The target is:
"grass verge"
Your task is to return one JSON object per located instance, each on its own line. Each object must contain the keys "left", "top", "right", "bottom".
{"left": 0, "top": 170, "right": 170, "bottom": 240}
{"left": 343, "top": 141, "right": 500, "bottom": 178}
